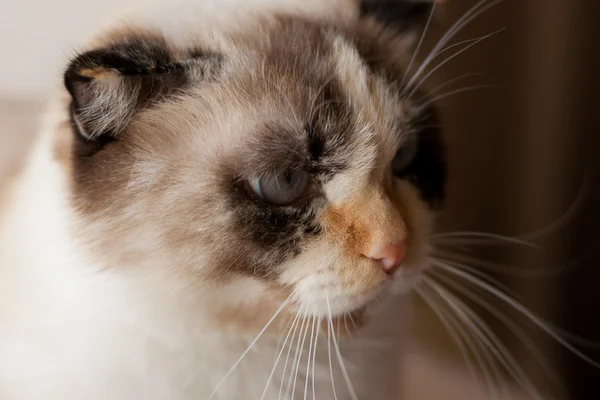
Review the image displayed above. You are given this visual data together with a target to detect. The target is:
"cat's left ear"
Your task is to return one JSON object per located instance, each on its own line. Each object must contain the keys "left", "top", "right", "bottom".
{"left": 64, "top": 35, "right": 222, "bottom": 141}
{"left": 359, "top": 0, "right": 442, "bottom": 34}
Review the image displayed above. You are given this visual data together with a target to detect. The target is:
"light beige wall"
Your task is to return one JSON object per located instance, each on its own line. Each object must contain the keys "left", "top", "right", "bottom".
{"left": 0, "top": 0, "right": 153, "bottom": 99}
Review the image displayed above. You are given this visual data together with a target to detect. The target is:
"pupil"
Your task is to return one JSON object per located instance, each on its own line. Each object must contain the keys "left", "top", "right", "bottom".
{"left": 284, "top": 171, "right": 292, "bottom": 185}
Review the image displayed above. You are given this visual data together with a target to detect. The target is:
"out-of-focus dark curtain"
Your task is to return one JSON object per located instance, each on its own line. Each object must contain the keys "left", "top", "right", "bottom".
{"left": 416, "top": 0, "right": 600, "bottom": 398}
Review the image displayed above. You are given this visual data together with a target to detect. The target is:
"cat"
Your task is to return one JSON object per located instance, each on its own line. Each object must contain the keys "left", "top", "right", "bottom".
{"left": 0, "top": 0, "right": 525, "bottom": 399}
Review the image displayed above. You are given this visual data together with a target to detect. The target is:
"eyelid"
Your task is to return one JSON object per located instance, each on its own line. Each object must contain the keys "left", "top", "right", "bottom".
{"left": 243, "top": 173, "right": 321, "bottom": 207}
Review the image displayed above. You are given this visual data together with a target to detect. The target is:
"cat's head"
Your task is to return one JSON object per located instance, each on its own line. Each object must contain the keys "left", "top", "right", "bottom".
{"left": 59, "top": 1, "right": 445, "bottom": 328}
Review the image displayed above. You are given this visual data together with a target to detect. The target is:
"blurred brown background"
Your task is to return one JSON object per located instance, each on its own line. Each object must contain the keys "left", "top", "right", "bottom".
{"left": 1, "top": 0, "right": 599, "bottom": 399}
{"left": 416, "top": 0, "right": 600, "bottom": 399}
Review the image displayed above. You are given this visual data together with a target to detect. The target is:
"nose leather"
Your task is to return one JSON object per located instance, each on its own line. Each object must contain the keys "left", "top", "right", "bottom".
{"left": 367, "top": 240, "right": 408, "bottom": 274}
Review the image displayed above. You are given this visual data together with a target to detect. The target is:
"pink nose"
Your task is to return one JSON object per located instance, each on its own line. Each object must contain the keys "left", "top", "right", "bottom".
{"left": 368, "top": 240, "right": 408, "bottom": 275}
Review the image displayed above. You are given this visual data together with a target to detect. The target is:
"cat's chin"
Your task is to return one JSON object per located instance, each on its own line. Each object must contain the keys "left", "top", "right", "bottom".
{"left": 319, "top": 307, "right": 368, "bottom": 337}
{"left": 289, "top": 269, "right": 424, "bottom": 321}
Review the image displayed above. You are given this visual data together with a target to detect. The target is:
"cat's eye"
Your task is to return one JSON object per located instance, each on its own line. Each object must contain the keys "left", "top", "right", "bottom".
{"left": 249, "top": 170, "right": 310, "bottom": 205}
{"left": 392, "top": 135, "right": 418, "bottom": 176}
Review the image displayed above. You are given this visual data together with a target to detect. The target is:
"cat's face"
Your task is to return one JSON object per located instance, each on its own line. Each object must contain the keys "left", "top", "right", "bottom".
{"left": 60, "top": 13, "right": 445, "bottom": 325}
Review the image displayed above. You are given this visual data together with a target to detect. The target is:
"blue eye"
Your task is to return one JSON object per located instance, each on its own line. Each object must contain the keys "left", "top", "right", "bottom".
{"left": 392, "top": 135, "right": 418, "bottom": 176}
{"left": 249, "top": 170, "right": 310, "bottom": 205}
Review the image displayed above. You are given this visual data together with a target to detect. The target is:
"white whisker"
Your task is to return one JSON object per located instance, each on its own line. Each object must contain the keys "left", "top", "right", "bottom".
{"left": 422, "top": 278, "right": 506, "bottom": 400}
{"left": 427, "top": 277, "right": 544, "bottom": 400}
{"left": 432, "top": 269, "right": 561, "bottom": 385}
{"left": 434, "top": 259, "right": 600, "bottom": 368}
{"left": 430, "top": 36, "right": 495, "bottom": 65}
{"left": 326, "top": 293, "right": 359, "bottom": 400}
{"left": 279, "top": 306, "right": 306, "bottom": 400}
{"left": 347, "top": 313, "right": 358, "bottom": 334}
{"left": 343, "top": 315, "right": 351, "bottom": 338}
{"left": 421, "top": 72, "right": 486, "bottom": 99}
{"left": 341, "top": 297, "right": 359, "bottom": 336}
{"left": 401, "top": 0, "right": 437, "bottom": 85}
{"left": 434, "top": 248, "right": 593, "bottom": 280}
{"left": 304, "top": 314, "right": 317, "bottom": 400}
{"left": 405, "top": 0, "right": 504, "bottom": 92}
{"left": 292, "top": 310, "right": 312, "bottom": 399}
{"left": 312, "top": 317, "right": 321, "bottom": 400}
{"left": 327, "top": 311, "right": 339, "bottom": 400}
{"left": 434, "top": 175, "right": 588, "bottom": 246}
{"left": 432, "top": 231, "right": 538, "bottom": 248}
{"left": 432, "top": 257, "right": 523, "bottom": 300}
{"left": 517, "top": 171, "right": 588, "bottom": 242}
{"left": 286, "top": 309, "right": 310, "bottom": 399}
{"left": 406, "top": 28, "right": 504, "bottom": 100}
{"left": 417, "top": 84, "right": 501, "bottom": 110}
{"left": 416, "top": 283, "right": 480, "bottom": 389}
{"left": 261, "top": 310, "right": 302, "bottom": 400}
{"left": 207, "top": 295, "right": 292, "bottom": 399}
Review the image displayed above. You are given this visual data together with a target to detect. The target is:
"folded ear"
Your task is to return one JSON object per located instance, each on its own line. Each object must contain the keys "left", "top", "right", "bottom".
{"left": 64, "top": 35, "right": 222, "bottom": 140}
{"left": 359, "top": 0, "right": 440, "bottom": 33}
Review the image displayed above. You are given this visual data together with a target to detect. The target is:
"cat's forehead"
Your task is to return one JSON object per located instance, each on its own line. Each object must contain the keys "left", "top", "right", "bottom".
{"left": 130, "top": 17, "right": 413, "bottom": 177}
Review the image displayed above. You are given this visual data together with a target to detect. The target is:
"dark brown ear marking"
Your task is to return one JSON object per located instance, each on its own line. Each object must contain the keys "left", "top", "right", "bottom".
{"left": 64, "top": 35, "right": 223, "bottom": 147}
{"left": 399, "top": 105, "right": 447, "bottom": 207}
{"left": 360, "top": 0, "right": 434, "bottom": 31}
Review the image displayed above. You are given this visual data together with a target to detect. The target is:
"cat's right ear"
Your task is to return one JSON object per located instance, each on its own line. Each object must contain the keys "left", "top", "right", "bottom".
{"left": 64, "top": 35, "right": 223, "bottom": 142}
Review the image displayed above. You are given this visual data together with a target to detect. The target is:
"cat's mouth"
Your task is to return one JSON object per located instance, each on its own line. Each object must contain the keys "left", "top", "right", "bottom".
{"left": 289, "top": 280, "right": 391, "bottom": 332}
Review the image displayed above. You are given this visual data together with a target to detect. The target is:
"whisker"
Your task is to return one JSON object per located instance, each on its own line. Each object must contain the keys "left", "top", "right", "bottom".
{"left": 401, "top": 0, "right": 438, "bottom": 85}
{"left": 261, "top": 310, "right": 302, "bottom": 400}
{"left": 347, "top": 313, "right": 359, "bottom": 334}
{"left": 431, "top": 256, "right": 524, "bottom": 301}
{"left": 421, "top": 277, "right": 506, "bottom": 400}
{"left": 405, "top": 28, "right": 505, "bottom": 101}
{"left": 327, "top": 310, "right": 339, "bottom": 400}
{"left": 291, "top": 309, "right": 312, "bottom": 399}
{"left": 207, "top": 295, "right": 292, "bottom": 399}
{"left": 343, "top": 315, "right": 351, "bottom": 338}
{"left": 415, "top": 283, "right": 481, "bottom": 389}
{"left": 304, "top": 314, "right": 317, "bottom": 400}
{"left": 405, "top": 0, "right": 504, "bottom": 92}
{"left": 312, "top": 317, "right": 321, "bottom": 400}
{"left": 434, "top": 260, "right": 600, "bottom": 368}
{"left": 433, "top": 249, "right": 586, "bottom": 279}
{"left": 432, "top": 231, "right": 538, "bottom": 248}
{"left": 435, "top": 174, "right": 589, "bottom": 246}
{"left": 517, "top": 171, "right": 589, "bottom": 243}
{"left": 275, "top": 314, "right": 297, "bottom": 357}
{"left": 431, "top": 269, "right": 561, "bottom": 385}
{"left": 341, "top": 297, "right": 359, "bottom": 336}
{"left": 416, "top": 84, "right": 502, "bottom": 110}
{"left": 278, "top": 312, "right": 303, "bottom": 400}
{"left": 427, "top": 277, "right": 544, "bottom": 400}
{"left": 429, "top": 36, "right": 495, "bottom": 66}
{"left": 284, "top": 308, "right": 310, "bottom": 399}
{"left": 326, "top": 293, "right": 359, "bottom": 400}
{"left": 420, "top": 72, "right": 486, "bottom": 100}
